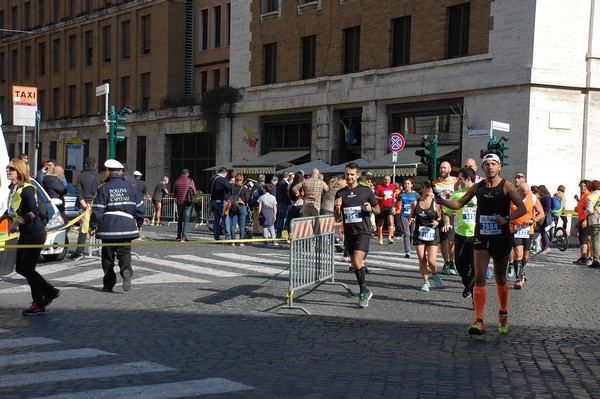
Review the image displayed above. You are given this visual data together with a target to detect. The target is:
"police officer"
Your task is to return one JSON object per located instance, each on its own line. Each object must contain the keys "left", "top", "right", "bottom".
{"left": 90, "top": 160, "right": 145, "bottom": 292}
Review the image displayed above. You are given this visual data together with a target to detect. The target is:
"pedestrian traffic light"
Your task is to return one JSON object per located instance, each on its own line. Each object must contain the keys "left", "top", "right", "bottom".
{"left": 415, "top": 135, "right": 438, "bottom": 180}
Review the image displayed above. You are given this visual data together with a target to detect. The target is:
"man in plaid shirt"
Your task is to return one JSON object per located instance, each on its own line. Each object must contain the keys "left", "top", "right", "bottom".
{"left": 292, "top": 168, "right": 329, "bottom": 217}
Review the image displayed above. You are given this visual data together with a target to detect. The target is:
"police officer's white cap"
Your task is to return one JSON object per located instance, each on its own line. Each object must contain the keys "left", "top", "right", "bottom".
{"left": 133, "top": 170, "right": 142, "bottom": 176}
{"left": 105, "top": 159, "right": 124, "bottom": 169}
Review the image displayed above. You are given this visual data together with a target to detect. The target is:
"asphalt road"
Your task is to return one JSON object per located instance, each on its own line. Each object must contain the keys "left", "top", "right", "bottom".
{"left": 0, "top": 224, "right": 599, "bottom": 398}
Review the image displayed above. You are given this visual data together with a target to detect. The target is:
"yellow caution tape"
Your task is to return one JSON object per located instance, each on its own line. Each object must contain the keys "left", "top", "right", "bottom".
{"left": 0, "top": 208, "right": 90, "bottom": 244}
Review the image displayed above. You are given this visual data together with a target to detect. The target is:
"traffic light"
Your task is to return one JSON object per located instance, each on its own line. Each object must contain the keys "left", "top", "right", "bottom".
{"left": 415, "top": 135, "right": 438, "bottom": 180}
{"left": 108, "top": 106, "right": 132, "bottom": 159}
{"left": 480, "top": 136, "right": 509, "bottom": 166}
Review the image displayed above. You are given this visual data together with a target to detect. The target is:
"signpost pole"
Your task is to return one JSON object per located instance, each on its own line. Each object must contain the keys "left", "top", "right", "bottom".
{"left": 21, "top": 127, "right": 26, "bottom": 153}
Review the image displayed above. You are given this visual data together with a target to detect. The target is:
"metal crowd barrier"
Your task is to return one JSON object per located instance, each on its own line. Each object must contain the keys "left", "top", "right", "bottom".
{"left": 278, "top": 215, "right": 353, "bottom": 315}
{"left": 73, "top": 235, "right": 101, "bottom": 265}
{"left": 143, "top": 196, "right": 177, "bottom": 223}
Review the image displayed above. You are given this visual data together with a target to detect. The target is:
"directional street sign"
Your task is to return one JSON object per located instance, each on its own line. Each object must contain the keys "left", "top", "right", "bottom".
{"left": 387, "top": 132, "right": 405, "bottom": 153}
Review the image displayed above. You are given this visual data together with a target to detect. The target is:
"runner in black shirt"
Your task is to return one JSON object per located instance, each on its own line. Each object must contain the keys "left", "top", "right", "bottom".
{"left": 334, "top": 162, "right": 380, "bottom": 308}
{"left": 438, "top": 153, "right": 526, "bottom": 335}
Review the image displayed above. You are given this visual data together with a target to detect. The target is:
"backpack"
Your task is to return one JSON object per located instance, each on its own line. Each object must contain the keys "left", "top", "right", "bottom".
{"left": 249, "top": 183, "right": 264, "bottom": 208}
{"left": 36, "top": 196, "right": 49, "bottom": 226}
{"left": 184, "top": 185, "right": 196, "bottom": 206}
{"left": 228, "top": 194, "right": 244, "bottom": 215}
{"left": 551, "top": 196, "right": 563, "bottom": 217}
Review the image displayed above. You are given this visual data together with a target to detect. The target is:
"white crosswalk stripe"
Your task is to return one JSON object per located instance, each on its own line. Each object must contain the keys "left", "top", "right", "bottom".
{"left": 0, "top": 329, "right": 253, "bottom": 396}
{"left": 141, "top": 256, "right": 241, "bottom": 277}
{"left": 0, "top": 348, "right": 115, "bottom": 366}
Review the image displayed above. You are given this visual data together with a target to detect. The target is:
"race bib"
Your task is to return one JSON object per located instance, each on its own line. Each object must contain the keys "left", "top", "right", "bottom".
{"left": 402, "top": 203, "right": 411, "bottom": 216}
{"left": 479, "top": 215, "right": 501, "bottom": 235}
{"left": 462, "top": 207, "right": 476, "bottom": 223}
{"left": 383, "top": 190, "right": 393, "bottom": 199}
{"left": 514, "top": 224, "right": 530, "bottom": 238}
{"left": 343, "top": 206, "right": 362, "bottom": 224}
{"left": 418, "top": 226, "right": 436, "bottom": 241}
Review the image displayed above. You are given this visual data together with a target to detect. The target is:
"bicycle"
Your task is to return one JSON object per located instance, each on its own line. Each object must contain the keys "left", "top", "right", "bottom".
{"left": 547, "top": 218, "right": 569, "bottom": 251}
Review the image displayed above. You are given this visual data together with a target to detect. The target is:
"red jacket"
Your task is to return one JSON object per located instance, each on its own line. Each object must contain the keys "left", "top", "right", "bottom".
{"left": 173, "top": 174, "right": 196, "bottom": 205}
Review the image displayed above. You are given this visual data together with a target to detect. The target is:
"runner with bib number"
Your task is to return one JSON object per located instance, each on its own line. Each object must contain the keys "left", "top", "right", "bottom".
{"left": 410, "top": 180, "right": 443, "bottom": 293}
{"left": 438, "top": 153, "right": 526, "bottom": 336}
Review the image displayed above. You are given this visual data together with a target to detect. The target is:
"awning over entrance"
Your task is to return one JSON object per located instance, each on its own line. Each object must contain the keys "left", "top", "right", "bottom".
{"left": 274, "top": 159, "right": 330, "bottom": 175}
{"left": 203, "top": 162, "right": 235, "bottom": 172}
{"left": 363, "top": 145, "right": 458, "bottom": 177}
{"left": 233, "top": 150, "right": 310, "bottom": 174}
{"left": 321, "top": 158, "right": 369, "bottom": 175}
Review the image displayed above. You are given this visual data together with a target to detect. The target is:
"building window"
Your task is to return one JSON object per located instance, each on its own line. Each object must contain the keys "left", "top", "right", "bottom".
{"left": 68, "top": 34, "right": 76, "bottom": 69}
{"left": 24, "top": 2, "right": 31, "bottom": 30}
{"left": 120, "top": 76, "right": 130, "bottom": 110}
{"left": 264, "top": 43, "right": 277, "bottom": 84}
{"left": 85, "top": 82, "right": 93, "bottom": 116}
{"left": 52, "top": 87, "right": 60, "bottom": 119}
{"left": 0, "top": 53, "right": 5, "bottom": 82}
{"left": 38, "top": 90, "right": 45, "bottom": 116}
{"left": 343, "top": 26, "right": 360, "bottom": 73}
{"left": 263, "top": 119, "right": 312, "bottom": 150}
{"left": 69, "top": 0, "right": 76, "bottom": 18}
{"left": 200, "top": 71, "right": 207, "bottom": 95}
{"left": 121, "top": 20, "right": 130, "bottom": 59}
{"left": 392, "top": 16, "right": 411, "bottom": 67}
{"left": 136, "top": 136, "right": 146, "bottom": 177}
{"left": 85, "top": 30, "right": 93, "bottom": 66}
{"left": 141, "top": 14, "right": 151, "bottom": 55}
{"left": 10, "top": 49, "right": 18, "bottom": 82}
{"left": 37, "top": 0, "right": 45, "bottom": 26}
{"left": 0, "top": 11, "right": 4, "bottom": 39}
{"left": 24, "top": 46, "right": 31, "bottom": 78}
{"left": 199, "top": 9, "right": 208, "bottom": 51}
{"left": 301, "top": 35, "right": 316, "bottom": 80}
{"left": 84, "top": 0, "right": 92, "bottom": 13}
{"left": 38, "top": 43, "right": 46, "bottom": 75}
{"left": 50, "top": 141, "right": 57, "bottom": 160}
{"left": 141, "top": 72, "right": 150, "bottom": 111}
{"left": 102, "top": 25, "right": 111, "bottom": 62}
{"left": 224, "top": 67, "right": 230, "bottom": 86}
{"left": 213, "top": 5, "right": 221, "bottom": 49}
{"left": 68, "top": 85, "right": 76, "bottom": 117}
{"left": 98, "top": 138, "right": 107, "bottom": 170}
{"left": 10, "top": 6, "right": 17, "bottom": 31}
{"left": 262, "top": 0, "right": 279, "bottom": 14}
{"left": 226, "top": 3, "right": 231, "bottom": 46}
{"left": 212, "top": 69, "right": 220, "bottom": 89}
{"left": 52, "top": 38, "right": 60, "bottom": 73}
{"left": 447, "top": 3, "right": 470, "bottom": 59}
{"left": 53, "top": 0, "right": 60, "bottom": 22}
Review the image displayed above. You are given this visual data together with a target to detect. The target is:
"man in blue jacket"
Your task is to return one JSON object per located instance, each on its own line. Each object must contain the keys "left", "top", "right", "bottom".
{"left": 90, "top": 159, "right": 145, "bottom": 292}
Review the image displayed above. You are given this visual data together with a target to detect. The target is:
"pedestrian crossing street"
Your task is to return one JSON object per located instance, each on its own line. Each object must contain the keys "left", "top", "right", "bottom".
{"left": 0, "top": 327, "right": 253, "bottom": 398}
{"left": 0, "top": 248, "right": 546, "bottom": 295}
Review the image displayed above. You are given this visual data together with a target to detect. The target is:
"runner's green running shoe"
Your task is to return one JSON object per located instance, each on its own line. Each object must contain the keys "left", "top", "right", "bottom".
{"left": 468, "top": 319, "right": 486, "bottom": 335}
{"left": 498, "top": 311, "right": 509, "bottom": 334}
{"left": 359, "top": 290, "right": 373, "bottom": 308}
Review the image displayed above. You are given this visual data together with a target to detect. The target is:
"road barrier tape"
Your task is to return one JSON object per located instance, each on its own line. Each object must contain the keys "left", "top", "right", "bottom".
{"left": 0, "top": 208, "right": 90, "bottom": 244}
{"left": 0, "top": 236, "right": 288, "bottom": 249}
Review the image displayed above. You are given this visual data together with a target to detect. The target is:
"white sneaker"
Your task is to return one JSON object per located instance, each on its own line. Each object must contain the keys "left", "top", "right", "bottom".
{"left": 239, "top": 243, "right": 245, "bottom": 247}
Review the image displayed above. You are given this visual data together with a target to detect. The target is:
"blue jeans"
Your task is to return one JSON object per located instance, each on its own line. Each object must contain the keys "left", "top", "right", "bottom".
{"left": 211, "top": 200, "right": 225, "bottom": 240}
{"left": 276, "top": 204, "right": 289, "bottom": 238}
{"left": 177, "top": 204, "right": 192, "bottom": 239}
{"left": 230, "top": 206, "right": 248, "bottom": 240}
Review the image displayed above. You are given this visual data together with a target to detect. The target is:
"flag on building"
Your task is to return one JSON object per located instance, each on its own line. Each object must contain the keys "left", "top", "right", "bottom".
{"left": 341, "top": 119, "right": 357, "bottom": 146}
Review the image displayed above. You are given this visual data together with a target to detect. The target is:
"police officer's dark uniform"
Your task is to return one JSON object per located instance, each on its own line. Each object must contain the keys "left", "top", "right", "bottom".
{"left": 90, "top": 160, "right": 145, "bottom": 292}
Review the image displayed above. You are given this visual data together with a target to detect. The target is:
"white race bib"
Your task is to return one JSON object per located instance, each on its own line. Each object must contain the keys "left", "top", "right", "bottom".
{"left": 343, "top": 206, "right": 362, "bottom": 224}
{"left": 462, "top": 207, "right": 476, "bottom": 223}
{"left": 383, "top": 190, "right": 393, "bottom": 199}
{"left": 479, "top": 215, "right": 501, "bottom": 235}
{"left": 418, "top": 226, "right": 435, "bottom": 242}
{"left": 514, "top": 224, "right": 530, "bottom": 238}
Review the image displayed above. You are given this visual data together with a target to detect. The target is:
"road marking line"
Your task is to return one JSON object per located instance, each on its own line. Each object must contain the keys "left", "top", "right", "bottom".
{"left": 169, "top": 254, "right": 284, "bottom": 275}
{"left": 32, "top": 377, "right": 253, "bottom": 398}
{"left": 0, "top": 361, "right": 176, "bottom": 388}
{"left": 0, "top": 337, "right": 60, "bottom": 349}
{"left": 213, "top": 253, "right": 288, "bottom": 266}
{"left": 140, "top": 256, "right": 240, "bottom": 277}
{"left": 0, "top": 348, "right": 115, "bottom": 367}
